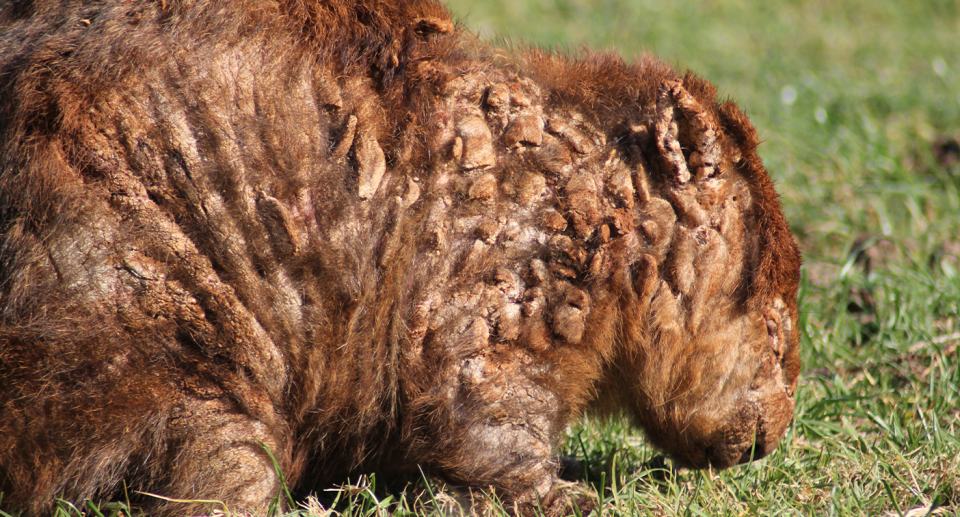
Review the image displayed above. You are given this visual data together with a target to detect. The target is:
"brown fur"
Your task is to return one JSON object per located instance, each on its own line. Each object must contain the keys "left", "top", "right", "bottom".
{"left": 0, "top": 0, "right": 802, "bottom": 515}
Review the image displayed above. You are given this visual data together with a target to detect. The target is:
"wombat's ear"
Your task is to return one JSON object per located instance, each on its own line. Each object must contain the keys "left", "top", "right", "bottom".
{"left": 653, "top": 79, "right": 731, "bottom": 188}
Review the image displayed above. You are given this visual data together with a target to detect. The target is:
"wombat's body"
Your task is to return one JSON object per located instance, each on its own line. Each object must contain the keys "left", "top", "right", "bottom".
{"left": 0, "top": 0, "right": 802, "bottom": 514}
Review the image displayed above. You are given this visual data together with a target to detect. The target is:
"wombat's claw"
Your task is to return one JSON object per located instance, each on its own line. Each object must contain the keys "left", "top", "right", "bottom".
{"left": 515, "top": 489, "right": 596, "bottom": 517}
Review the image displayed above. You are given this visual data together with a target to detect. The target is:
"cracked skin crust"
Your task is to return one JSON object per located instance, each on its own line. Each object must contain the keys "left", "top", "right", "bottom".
{"left": 0, "top": 0, "right": 801, "bottom": 515}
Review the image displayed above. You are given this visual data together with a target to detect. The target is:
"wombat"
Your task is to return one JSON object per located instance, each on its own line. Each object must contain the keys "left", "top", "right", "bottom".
{"left": 0, "top": 0, "right": 802, "bottom": 515}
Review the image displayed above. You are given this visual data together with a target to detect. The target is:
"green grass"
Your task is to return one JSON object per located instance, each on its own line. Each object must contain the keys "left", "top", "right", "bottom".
{"left": 6, "top": 1, "right": 959, "bottom": 515}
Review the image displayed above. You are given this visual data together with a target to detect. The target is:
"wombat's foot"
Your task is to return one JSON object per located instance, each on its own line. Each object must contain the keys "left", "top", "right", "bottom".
{"left": 567, "top": 492, "right": 598, "bottom": 517}
{"left": 513, "top": 485, "right": 596, "bottom": 517}
{"left": 151, "top": 398, "right": 285, "bottom": 516}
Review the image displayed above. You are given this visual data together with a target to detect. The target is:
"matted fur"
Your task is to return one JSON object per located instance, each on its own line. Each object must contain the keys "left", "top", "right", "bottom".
{"left": 0, "top": 0, "right": 802, "bottom": 515}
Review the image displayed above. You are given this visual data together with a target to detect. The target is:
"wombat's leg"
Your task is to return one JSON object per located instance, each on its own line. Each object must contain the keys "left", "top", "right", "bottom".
{"left": 153, "top": 397, "right": 286, "bottom": 516}
{"left": 423, "top": 350, "right": 589, "bottom": 516}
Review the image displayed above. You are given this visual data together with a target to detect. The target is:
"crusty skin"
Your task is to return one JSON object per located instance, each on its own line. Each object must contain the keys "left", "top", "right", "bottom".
{"left": 0, "top": 0, "right": 802, "bottom": 515}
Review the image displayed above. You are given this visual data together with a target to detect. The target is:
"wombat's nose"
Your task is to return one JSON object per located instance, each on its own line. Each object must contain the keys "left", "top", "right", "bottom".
{"left": 735, "top": 423, "right": 779, "bottom": 465}
{"left": 736, "top": 442, "right": 770, "bottom": 464}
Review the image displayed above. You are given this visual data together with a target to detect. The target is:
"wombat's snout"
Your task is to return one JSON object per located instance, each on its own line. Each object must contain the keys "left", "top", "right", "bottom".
{"left": 733, "top": 418, "right": 777, "bottom": 466}
{"left": 722, "top": 312, "right": 799, "bottom": 468}
{"left": 702, "top": 409, "right": 781, "bottom": 469}
{"left": 697, "top": 354, "right": 797, "bottom": 470}
{"left": 735, "top": 438, "right": 770, "bottom": 465}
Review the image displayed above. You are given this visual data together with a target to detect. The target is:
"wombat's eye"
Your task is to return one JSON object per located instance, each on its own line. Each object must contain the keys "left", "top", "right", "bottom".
{"left": 766, "top": 319, "right": 777, "bottom": 339}
{"left": 766, "top": 319, "right": 782, "bottom": 360}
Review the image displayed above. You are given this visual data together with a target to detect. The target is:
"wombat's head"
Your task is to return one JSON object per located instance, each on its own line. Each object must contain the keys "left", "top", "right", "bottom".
{"left": 627, "top": 289, "right": 801, "bottom": 470}
{"left": 609, "top": 79, "right": 802, "bottom": 470}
